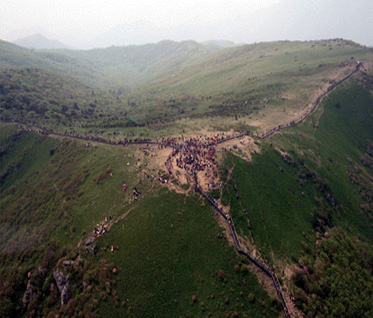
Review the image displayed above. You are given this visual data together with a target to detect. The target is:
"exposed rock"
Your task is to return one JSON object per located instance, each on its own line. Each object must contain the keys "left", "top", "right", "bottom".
{"left": 53, "top": 269, "right": 71, "bottom": 305}
{"left": 61, "top": 282, "right": 71, "bottom": 305}
{"left": 38, "top": 266, "right": 47, "bottom": 277}
{"left": 53, "top": 270, "right": 68, "bottom": 292}
{"left": 85, "top": 236, "right": 95, "bottom": 246}
{"left": 83, "top": 245, "right": 98, "bottom": 255}
{"left": 22, "top": 281, "right": 36, "bottom": 307}
{"left": 63, "top": 260, "right": 72, "bottom": 267}
{"left": 282, "top": 154, "right": 296, "bottom": 166}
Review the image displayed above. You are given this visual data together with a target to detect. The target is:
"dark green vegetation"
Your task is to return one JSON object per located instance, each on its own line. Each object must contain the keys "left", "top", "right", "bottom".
{"left": 218, "top": 79, "right": 373, "bottom": 316}
{"left": 0, "top": 68, "right": 139, "bottom": 130}
{"left": 293, "top": 228, "right": 373, "bottom": 318}
{"left": 0, "top": 126, "right": 86, "bottom": 252}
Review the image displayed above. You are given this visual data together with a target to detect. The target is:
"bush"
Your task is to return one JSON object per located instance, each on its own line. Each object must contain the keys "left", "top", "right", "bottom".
{"left": 248, "top": 293, "right": 255, "bottom": 303}
{"left": 217, "top": 270, "right": 226, "bottom": 281}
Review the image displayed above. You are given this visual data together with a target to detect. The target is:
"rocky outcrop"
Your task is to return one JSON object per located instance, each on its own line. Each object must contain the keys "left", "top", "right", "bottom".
{"left": 22, "top": 281, "right": 36, "bottom": 307}
{"left": 83, "top": 245, "right": 98, "bottom": 255}
{"left": 282, "top": 154, "right": 296, "bottom": 167}
{"left": 85, "top": 236, "right": 95, "bottom": 246}
{"left": 82, "top": 235, "right": 98, "bottom": 255}
{"left": 38, "top": 266, "right": 47, "bottom": 277}
{"left": 53, "top": 269, "right": 71, "bottom": 305}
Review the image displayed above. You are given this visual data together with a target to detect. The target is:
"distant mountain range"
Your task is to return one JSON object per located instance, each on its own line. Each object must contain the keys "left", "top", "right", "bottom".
{"left": 13, "top": 34, "right": 72, "bottom": 50}
{"left": 5, "top": 0, "right": 373, "bottom": 49}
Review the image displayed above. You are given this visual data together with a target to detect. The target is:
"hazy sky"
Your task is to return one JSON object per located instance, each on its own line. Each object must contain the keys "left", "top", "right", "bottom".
{"left": 1, "top": 0, "right": 372, "bottom": 49}
{"left": 1, "top": 0, "right": 279, "bottom": 37}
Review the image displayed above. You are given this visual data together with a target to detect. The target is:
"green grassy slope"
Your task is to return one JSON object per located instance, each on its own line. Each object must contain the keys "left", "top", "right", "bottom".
{"left": 222, "top": 150, "right": 316, "bottom": 261}
{"left": 215, "top": 78, "right": 373, "bottom": 317}
{"left": 121, "top": 39, "right": 373, "bottom": 123}
{"left": 278, "top": 81, "right": 373, "bottom": 236}
{"left": 0, "top": 126, "right": 89, "bottom": 253}
{"left": 1, "top": 39, "right": 372, "bottom": 132}
{"left": 97, "top": 189, "right": 281, "bottom": 318}
{"left": 0, "top": 125, "right": 281, "bottom": 318}
{"left": 220, "top": 79, "right": 373, "bottom": 261}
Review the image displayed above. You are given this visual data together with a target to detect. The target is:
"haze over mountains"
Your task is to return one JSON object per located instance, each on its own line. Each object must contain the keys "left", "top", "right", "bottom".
{"left": 4, "top": 0, "right": 373, "bottom": 49}
{"left": 13, "top": 34, "right": 73, "bottom": 50}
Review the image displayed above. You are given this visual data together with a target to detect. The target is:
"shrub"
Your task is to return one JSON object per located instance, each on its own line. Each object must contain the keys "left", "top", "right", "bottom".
{"left": 217, "top": 270, "right": 226, "bottom": 281}
{"left": 248, "top": 293, "right": 255, "bottom": 303}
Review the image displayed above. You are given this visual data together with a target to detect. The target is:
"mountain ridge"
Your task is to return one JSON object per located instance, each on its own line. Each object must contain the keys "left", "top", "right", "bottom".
{"left": 13, "top": 33, "right": 73, "bottom": 50}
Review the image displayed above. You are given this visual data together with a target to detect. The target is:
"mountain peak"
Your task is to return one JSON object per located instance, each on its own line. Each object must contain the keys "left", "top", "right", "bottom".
{"left": 13, "top": 34, "right": 73, "bottom": 50}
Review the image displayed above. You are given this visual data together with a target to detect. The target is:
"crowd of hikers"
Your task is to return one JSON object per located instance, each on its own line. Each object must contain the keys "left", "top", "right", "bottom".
{"left": 163, "top": 132, "right": 254, "bottom": 186}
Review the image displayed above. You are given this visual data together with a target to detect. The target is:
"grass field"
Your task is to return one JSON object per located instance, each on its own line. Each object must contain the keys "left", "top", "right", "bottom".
{"left": 219, "top": 79, "right": 373, "bottom": 269}
{"left": 96, "top": 189, "right": 282, "bottom": 318}
{"left": 0, "top": 125, "right": 282, "bottom": 317}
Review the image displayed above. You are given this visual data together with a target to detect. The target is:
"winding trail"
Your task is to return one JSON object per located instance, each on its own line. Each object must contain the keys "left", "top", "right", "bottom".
{"left": 1, "top": 59, "right": 363, "bottom": 318}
